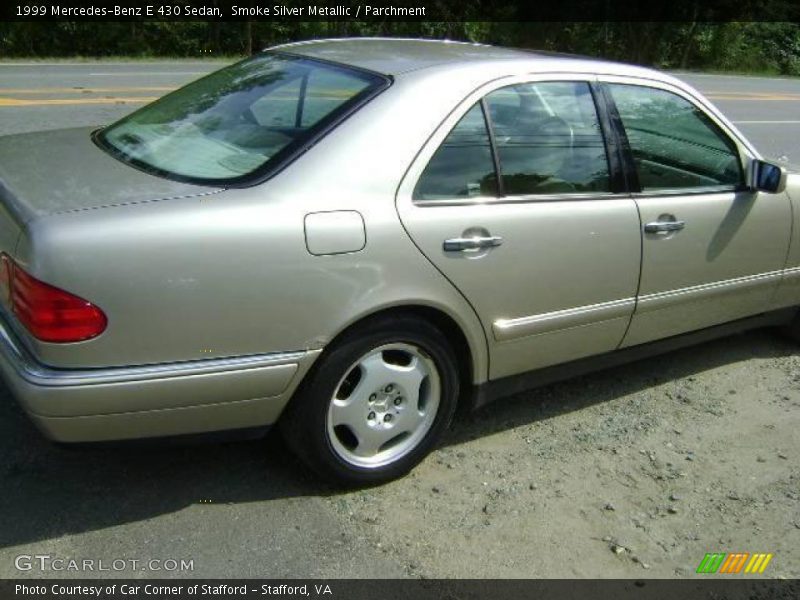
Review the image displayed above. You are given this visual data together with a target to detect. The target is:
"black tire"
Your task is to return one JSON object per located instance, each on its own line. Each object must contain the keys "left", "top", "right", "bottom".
{"left": 781, "top": 310, "right": 800, "bottom": 342}
{"left": 279, "top": 314, "right": 460, "bottom": 486}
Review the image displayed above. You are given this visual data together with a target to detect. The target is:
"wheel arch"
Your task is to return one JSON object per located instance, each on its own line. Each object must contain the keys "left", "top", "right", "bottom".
{"left": 340, "top": 303, "right": 484, "bottom": 385}
{"left": 309, "top": 301, "right": 488, "bottom": 400}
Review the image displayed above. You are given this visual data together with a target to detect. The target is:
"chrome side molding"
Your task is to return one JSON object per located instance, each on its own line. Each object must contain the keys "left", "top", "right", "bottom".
{"left": 493, "top": 297, "right": 635, "bottom": 342}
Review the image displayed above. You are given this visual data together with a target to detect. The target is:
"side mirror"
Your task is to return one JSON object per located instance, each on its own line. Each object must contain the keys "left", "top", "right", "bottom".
{"left": 748, "top": 159, "right": 787, "bottom": 194}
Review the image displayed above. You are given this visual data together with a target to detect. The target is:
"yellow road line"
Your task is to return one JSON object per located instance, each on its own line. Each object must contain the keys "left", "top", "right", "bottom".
{"left": 0, "top": 86, "right": 175, "bottom": 94}
{"left": 0, "top": 96, "right": 159, "bottom": 106}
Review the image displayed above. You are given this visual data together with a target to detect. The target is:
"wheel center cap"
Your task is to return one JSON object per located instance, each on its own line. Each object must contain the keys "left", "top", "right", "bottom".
{"left": 372, "top": 395, "right": 390, "bottom": 411}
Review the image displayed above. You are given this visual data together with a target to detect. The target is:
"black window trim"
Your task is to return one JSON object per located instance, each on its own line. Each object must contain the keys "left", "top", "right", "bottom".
{"left": 600, "top": 80, "right": 749, "bottom": 197}
{"left": 92, "top": 50, "right": 393, "bottom": 189}
{"left": 480, "top": 97, "right": 505, "bottom": 197}
{"left": 592, "top": 82, "right": 638, "bottom": 194}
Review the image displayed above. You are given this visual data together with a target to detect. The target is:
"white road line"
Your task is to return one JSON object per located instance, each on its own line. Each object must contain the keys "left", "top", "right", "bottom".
{"left": 671, "top": 71, "right": 800, "bottom": 83}
{"left": 733, "top": 120, "right": 800, "bottom": 124}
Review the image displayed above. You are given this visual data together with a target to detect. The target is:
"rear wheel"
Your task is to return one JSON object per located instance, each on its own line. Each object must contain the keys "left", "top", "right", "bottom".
{"left": 280, "top": 315, "right": 460, "bottom": 485}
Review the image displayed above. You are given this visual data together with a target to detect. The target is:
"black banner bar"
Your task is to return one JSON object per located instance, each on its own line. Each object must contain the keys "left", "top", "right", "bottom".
{"left": 3, "top": 0, "right": 800, "bottom": 22}
{"left": 1, "top": 580, "right": 799, "bottom": 600}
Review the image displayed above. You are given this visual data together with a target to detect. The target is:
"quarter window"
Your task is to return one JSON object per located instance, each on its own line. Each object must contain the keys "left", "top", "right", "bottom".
{"left": 413, "top": 103, "right": 498, "bottom": 200}
{"left": 607, "top": 84, "right": 743, "bottom": 191}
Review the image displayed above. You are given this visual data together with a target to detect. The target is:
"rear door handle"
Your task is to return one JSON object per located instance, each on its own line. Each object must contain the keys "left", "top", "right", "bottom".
{"left": 443, "top": 235, "right": 503, "bottom": 251}
{"left": 644, "top": 220, "right": 686, "bottom": 233}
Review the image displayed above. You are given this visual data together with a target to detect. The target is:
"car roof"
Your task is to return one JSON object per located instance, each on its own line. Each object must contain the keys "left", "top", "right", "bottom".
{"left": 271, "top": 37, "right": 626, "bottom": 78}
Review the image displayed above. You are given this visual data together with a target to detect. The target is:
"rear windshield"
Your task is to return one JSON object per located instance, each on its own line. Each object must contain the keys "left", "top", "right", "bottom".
{"left": 95, "top": 52, "right": 388, "bottom": 185}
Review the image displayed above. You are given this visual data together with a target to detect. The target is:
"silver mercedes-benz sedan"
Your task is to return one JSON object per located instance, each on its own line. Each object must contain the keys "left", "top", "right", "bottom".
{"left": 0, "top": 38, "right": 796, "bottom": 484}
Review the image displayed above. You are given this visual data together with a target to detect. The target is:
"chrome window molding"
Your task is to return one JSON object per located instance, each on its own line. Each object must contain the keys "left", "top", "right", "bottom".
{"left": 413, "top": 191, "right": 623, "bottom": 208}
{"left": 631, "top": 186, "right": 744, "bottom": 199}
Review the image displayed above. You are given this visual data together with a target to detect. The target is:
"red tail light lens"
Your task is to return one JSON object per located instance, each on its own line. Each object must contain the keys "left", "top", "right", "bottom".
{"left": 0, "top": 253, "right": 107, "bottom": 343}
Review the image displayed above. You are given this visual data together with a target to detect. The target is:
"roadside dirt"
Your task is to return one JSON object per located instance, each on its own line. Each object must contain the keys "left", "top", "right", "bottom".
{"left": 323, "top": 329, "right": 800, "bottom": 578}
{"left": 1, "top": 329, "right": 797, "bottom": 579}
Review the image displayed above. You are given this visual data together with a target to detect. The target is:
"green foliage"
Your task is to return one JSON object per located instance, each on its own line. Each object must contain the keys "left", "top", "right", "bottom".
{"left": 0, "top": 21, "right": 798, "bottom": 76}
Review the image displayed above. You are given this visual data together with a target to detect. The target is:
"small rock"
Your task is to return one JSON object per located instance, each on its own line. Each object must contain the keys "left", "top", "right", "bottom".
{"left": 529, "top": 483, "right": 538, "bottom": 491}
{"left": 611, "top": 544, "right": 626, "bottom": 555}
{"left": 778, "top": 453, "right": 788, "bottom": 460}
{"left": 432, "top": 486, "right": 441, "bottom": 494}
{"left": 642, "top": 562, "right": 651, "bottom": 570}
{"left": 604, "top": 503, "right": 616, "bottom": 511}
{"left": 757, "top": 456, "right": 767, "bottom": 463}
{"left": 667, "top": 506, "right": 678, "bottom": 514}
{"left": 482, "top": 504, "right": 491, "bottom": 514}
{"left": 727, "top": 492, "right": 740, "bottom": 501}
{"left": 669, "top": 493, "right": 681, "bottom": 502}
{"left": 601, "top": 535, "right": 612, "bottom": 542}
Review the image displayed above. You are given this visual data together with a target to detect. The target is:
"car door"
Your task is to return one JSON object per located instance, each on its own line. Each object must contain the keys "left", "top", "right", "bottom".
{"left": 396, "top": 76, "right": 642, "bottom": 380}
{"left": 599, "top": 79, "right": 793, "bottom": 347}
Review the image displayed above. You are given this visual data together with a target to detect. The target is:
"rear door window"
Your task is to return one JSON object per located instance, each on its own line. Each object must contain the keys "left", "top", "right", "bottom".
{"left": 414, "top": 81, "right": 611, "bottom": 201}
{"left": 485, "top": 81, "right": 611, "bottom": 195}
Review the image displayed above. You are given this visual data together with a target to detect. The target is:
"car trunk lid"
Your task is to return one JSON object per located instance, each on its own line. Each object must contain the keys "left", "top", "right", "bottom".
{"left": 0, "top": 127, "right": 219, "bottom": 226}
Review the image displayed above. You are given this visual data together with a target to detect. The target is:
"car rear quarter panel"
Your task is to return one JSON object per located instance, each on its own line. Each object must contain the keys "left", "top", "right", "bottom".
{"left": 14, "top": 72, "right": 494, "bottom": 381}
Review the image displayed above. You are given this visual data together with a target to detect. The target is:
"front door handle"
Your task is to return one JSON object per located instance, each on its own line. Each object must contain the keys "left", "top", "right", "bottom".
{"left": 644, "top": 220, "right": 686, "bottom": 233}
{"left": 443, "top": 235, "right": 503, "bottom": 252}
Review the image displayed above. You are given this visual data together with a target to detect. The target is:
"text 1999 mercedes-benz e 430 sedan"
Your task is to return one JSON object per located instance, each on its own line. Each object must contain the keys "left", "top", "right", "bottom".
{"left": 0, "top": 39, "right": 797, "bottom": 484}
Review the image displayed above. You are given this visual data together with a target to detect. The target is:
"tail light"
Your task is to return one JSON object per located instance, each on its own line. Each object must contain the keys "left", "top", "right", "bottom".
{"left": 0, "top": 253, "right": 107, "bottom": 343}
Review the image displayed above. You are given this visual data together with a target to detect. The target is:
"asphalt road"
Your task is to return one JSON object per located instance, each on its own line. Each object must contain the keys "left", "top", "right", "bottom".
{"left": 1, "top": 61, "right": 798, "bottom": 160}
{"left": 0, "top": 61, "right": 798, "bottom": 580}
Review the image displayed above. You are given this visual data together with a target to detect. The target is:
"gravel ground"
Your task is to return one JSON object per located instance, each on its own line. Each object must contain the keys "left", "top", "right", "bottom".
{"left": 321, "top": 330, "right": 800, "bottom": 578}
